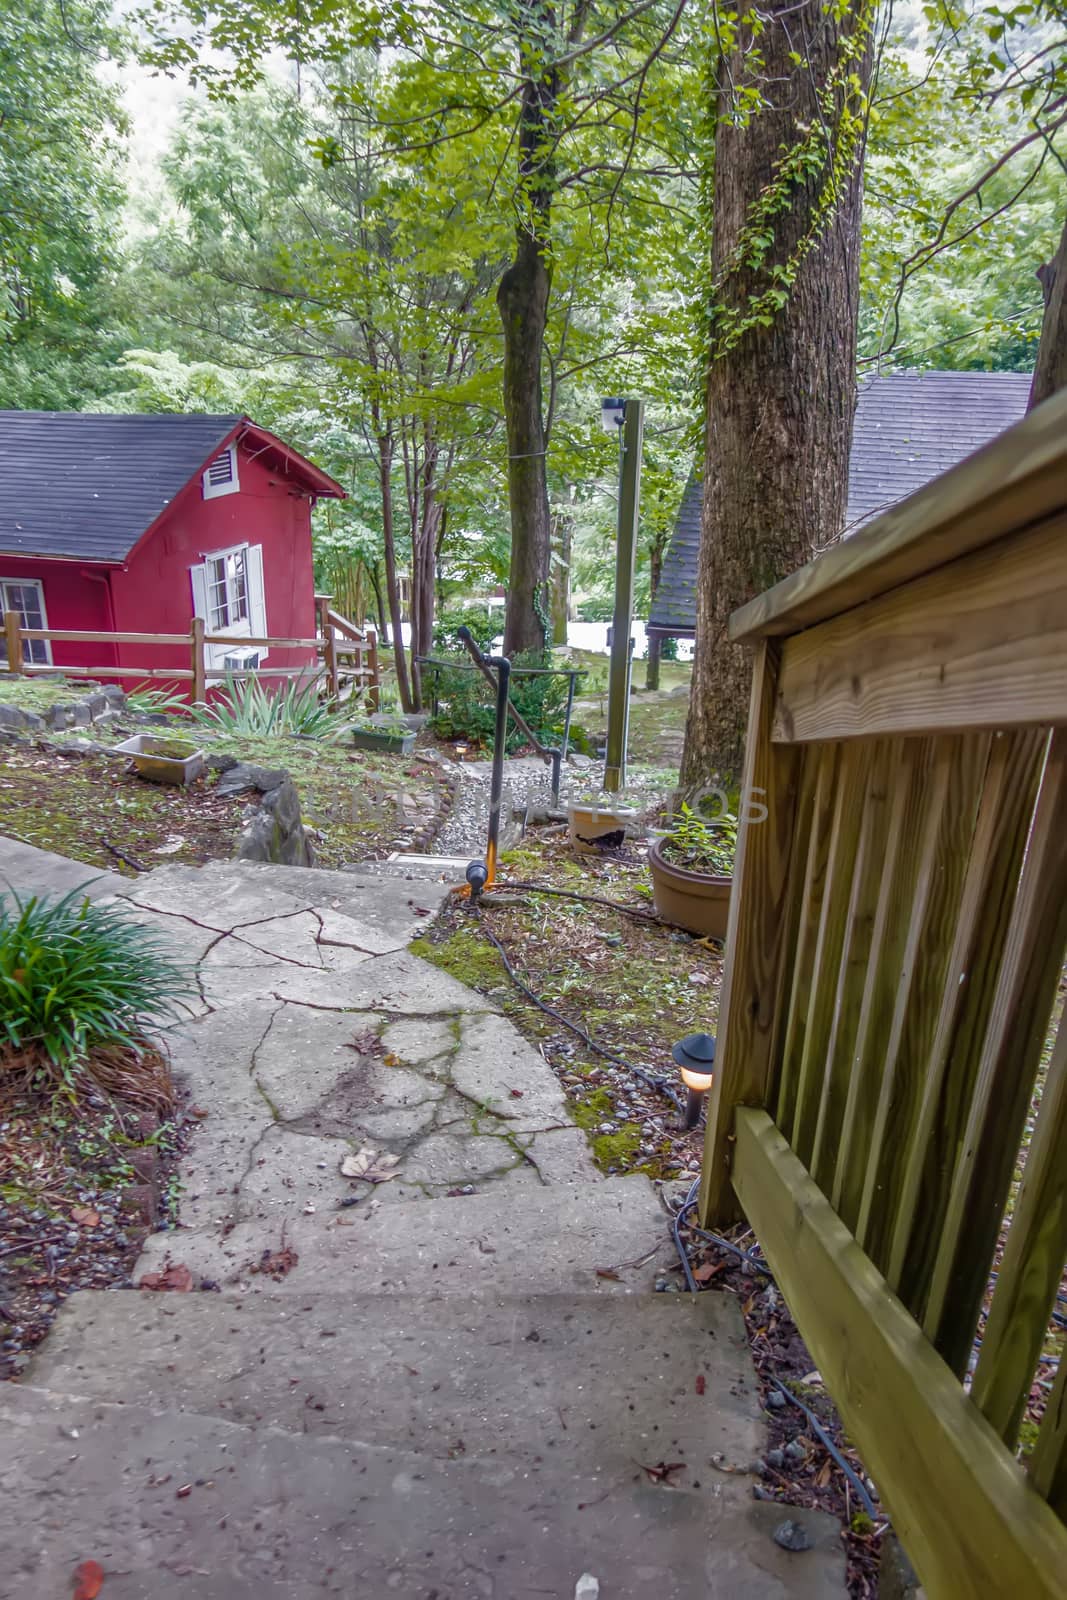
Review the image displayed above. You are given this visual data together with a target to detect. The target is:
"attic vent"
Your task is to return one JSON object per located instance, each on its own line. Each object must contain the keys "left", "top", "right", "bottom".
{"left": 202, "top": 445, "right": 240, "bottom": 500}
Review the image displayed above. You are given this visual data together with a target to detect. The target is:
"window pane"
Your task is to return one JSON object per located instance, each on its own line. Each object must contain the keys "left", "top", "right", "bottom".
{"left": 228, "top": 550, "right": 249, "bottom": 624}
{"left": 0, "top": 580, "right": 48, "bottom": 664}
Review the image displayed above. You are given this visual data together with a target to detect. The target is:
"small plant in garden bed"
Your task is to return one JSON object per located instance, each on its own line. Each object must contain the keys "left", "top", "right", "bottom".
{"left": 0, "top": 887, "right": 189, "bottom": 1108}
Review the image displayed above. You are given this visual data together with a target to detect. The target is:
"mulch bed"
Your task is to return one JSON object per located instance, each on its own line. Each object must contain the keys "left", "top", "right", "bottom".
{"left": 0, "top": 1085, "right": 195, "bottom": 1382}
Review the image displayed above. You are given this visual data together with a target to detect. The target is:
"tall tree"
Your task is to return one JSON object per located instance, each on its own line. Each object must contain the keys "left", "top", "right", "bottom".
{"left": 0, "top": 0, "right": 127, "bottom": 407}
{"left": 1030, "top": 213, "right": 1067, "bottom": 404}
{"left": 681, "top": 0, "right": 875, "bottom": 786}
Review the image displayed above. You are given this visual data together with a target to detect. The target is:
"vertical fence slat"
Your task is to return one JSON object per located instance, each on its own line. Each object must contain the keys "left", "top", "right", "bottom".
{"left": 367, "top": 630, "right": 380, "bottom": 711}
{"left": 190, "top": 617, "right": 206, "bottom": 704}
{"left": 773, "top": 743, "right": 841, "bottom": 1141}
{"left": 856, "top": 734, "right": 991, "bottom": 1273}
{"left": 923, "top": 728, "right": 1067, "bottom": 1375}
{"left": 888, "top": 729, "right": 1048, "bottom": 1302}
{"left": 4, "top": 610, "right": 21, "bottom": 672}
{"left": 1030, "top": 1356, "right": 1067, "bottom": 1519}
{"left": 698, "top": 641, "right": 806, "bottom": 1228}
{"left": 971, "top": 1008, "right": 1067, "bottom": 1445}
{"left": 810, "top": 740, "right": 896, "bottom": 1193}
{"left": 788, "top": 742, "right": 870, "bottom": 1170}
{"left": 831, "top": 739, "right": 934, "bottom": 1230}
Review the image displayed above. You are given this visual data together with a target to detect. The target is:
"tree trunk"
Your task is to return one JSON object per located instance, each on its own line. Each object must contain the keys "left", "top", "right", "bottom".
{"left": 378, "top": 432, "right": 413, "bottom": 713}
{"left": 1030, "top": 213, "right": 1067, "bottom": 408}
{"left": 644, "top": 540, "right": 664, "bottom": 690}
{"left": 681, "top": 0, "right": 873, "bottom": 788}
{"left": 500, "top": 3, "right": 558, "bottom": 660}
{"left": 370, "top": 564, "right": 389, "bottom": 646}
{"left": 499, "top": 231, "right": 552, "bottom": 658}
{"left": 550, "top": 506, "right": 573, "bottom": 647}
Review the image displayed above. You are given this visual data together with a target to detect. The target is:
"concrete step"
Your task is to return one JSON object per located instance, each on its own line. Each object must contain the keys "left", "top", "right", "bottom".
{"left": 135, "top": 1174, "right": 678, "bottom": 1295}
{"left": 28, "top": 1291, "right": 760, "bottom": 1475}
{"left": 0, "top": 1384, "right": 845, "bottom": 1598}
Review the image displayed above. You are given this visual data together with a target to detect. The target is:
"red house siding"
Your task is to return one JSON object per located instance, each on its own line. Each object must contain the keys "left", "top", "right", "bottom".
{"left": 0, "top": 557, "right": 116, "bottom": 670}
{"left": 3, "top": 438, "right": 319, "bottom": 688}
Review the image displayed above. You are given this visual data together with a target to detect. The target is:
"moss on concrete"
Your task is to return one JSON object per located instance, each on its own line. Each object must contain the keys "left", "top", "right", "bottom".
{"left": 411, "top": 926, "right": 505, "bottom": 991}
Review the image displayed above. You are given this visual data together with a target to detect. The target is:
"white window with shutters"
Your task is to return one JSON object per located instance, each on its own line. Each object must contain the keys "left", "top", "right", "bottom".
{"left": 201, "top": 445, "right": 240, "bottom": 500}
{"left": 189, "top": 543, "right": 266, "bottom": 669}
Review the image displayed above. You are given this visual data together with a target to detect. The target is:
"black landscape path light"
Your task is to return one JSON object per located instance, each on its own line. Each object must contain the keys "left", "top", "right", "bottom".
{"left": 673, "top": 1032, "right": 716, "bottom": 1130}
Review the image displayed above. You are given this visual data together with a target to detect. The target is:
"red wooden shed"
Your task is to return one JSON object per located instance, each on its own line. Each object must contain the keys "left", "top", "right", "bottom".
{"left": 0, "top": 412, "right": 345, "bottom": 683}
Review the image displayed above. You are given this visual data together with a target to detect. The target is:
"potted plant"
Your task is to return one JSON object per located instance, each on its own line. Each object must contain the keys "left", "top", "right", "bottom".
{"left": 649, "top": 803, "right": 736, "bottom": 939}
{"left": 343, "top": 715, "right": 417, "bottom": 756}
{"left": 565, "top": 789, "right": 638, "bottom": 855}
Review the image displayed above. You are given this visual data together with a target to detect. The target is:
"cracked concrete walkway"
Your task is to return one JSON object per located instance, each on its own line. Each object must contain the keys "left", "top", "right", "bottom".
{"left": 0, "top": 850, "right": 845, "bottom": 1596}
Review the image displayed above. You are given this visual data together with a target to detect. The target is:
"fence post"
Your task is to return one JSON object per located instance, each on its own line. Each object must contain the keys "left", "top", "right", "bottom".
{"left": 191, "top": 617, "right": 206, "bottom": 704}
{"left": 314, "top": 593, "right": 331, "bottom": 637}
{"left": 4, "top": 611, "right": 22, "bottom": 674}
{"left": 367, "top": 629, "right": 380, "bottom": 712}
{"left": 325, "top": 625, "right": 340, "bottom": 703}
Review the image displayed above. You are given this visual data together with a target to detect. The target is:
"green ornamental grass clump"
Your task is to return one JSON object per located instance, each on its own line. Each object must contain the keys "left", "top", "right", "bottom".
{"left": 0, "top": 888, "right": 189, "bottom": 1107}
{"left": 190, "top": 674, "right": 337, "bottom": 739}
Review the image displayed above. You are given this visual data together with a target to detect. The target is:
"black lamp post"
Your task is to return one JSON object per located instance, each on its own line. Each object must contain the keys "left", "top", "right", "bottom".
{"left": 672, "top": 1032, "right": 716, "bottom": 1130}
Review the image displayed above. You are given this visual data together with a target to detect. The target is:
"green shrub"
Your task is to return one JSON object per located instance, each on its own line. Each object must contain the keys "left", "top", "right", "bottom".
{"left": 0, "top": 888, "right": 190, "bottom": 1107}
{"left": 430, "top": 651, "right": 574, "bottom": 753}
{"left": 190, "top": 674, "right": 337, "bottom": 738}
{"left": 432, "top": 605, "right": 500, "bottom": 653}
{"left": 576, "top": 596, "right": 614, "bottom": 622}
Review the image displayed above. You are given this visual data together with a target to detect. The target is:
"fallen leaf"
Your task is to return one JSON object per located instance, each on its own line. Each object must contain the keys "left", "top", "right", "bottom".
{"left": 70, "top": 1206, "right": 100, "bottom": 1228}
{"left": 693, "top": 1260, "right": 724, "bottom": 1283}
{"left": 175, "top": 1484, "right": 193, "bottom": 1499}
{"left": 72, "top": 1559, "right": 104, "bottom": 1599}
{"left": 695, "top": 1375, "right": 706, "bottom": 1396}
{"left": 814, "top": 1459, "right": 832, "bottom": 1489}
{"left": 138, "top": 1264, "right": 193, "bottom": 1292}
{"left": 340, "top": 1146, "right": 401, "bottom": 1184}
{"left": 595, "top": 1267, "right": 621, "bottom": 1281}
{"left": 250, "top": 1246, "right": 298, "bottom": 1279}
{"left": 189, "top": 1106, "right": 210, "bottom": 1120}
{"left": 347, "top": 1030, "right": 384, "bottom": 1057}
{"left": 687, "top": 971, "right": 711, "bottom": 986}
{"left": 508, "top": 1088, "right": 525, "bottom": 1098}
{"left": 636, "top": 1459, "right": 687, "bottom": 1484}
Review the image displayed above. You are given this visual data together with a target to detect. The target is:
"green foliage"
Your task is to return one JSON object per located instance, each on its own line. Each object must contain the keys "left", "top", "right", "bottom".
{"left": 189, "top": 675, "right": 337, "bottom": 738}
{"left": 124, "top": 685, "right": 191, "bottom": 716}
{"left": 430, "top": 653, "right": 572, "bottom": 753}
{"left": 0, "top": 887, "right": 188, "bottom": 1096}
{"left": 432, "top": 606, "right": 500, "bottom": 652}
{"left": 0, "top": 0, "right": 128, "bottom": 408}
{"left": 660, "top": 804, "right": 737, "bottom": 876}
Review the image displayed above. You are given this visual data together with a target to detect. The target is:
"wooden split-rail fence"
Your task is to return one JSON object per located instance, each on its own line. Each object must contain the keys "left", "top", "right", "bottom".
{"left": 701, "top": 387, "right": 1067, "bottom": 1597}
{"left": 1, "top": 593, "right": 378, "bottom": 709}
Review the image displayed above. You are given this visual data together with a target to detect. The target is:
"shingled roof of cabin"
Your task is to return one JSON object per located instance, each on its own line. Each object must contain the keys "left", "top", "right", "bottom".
{"left": 648, "top": 370, "right": 1032, "bottom": 636}
{"left": 0, "top": 412, "right": 344, "bottom": 564}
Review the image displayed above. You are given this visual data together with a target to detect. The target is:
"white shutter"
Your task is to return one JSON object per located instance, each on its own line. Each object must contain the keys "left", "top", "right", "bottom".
{"left": 246, "top": 544, "right": 267, "bottom": 643}
{"left": 189, "top": 562, "right": 208, "bottom": 621}
{"left": 202, "top": 446, "right": 240, "bottom": 500}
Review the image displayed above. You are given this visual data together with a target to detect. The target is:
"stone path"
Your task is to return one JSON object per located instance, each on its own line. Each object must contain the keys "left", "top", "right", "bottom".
{"left": 430, "top": 753, "right": 560, "bottom": 858}
{"left": 0, "top": 851, "right": 845, "bottom": 1597}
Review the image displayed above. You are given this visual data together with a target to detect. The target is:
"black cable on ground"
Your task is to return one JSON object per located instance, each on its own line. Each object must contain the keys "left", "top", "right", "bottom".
{"left": 498, "top": 880, "right": 664, "bottom": 924}
{"left": 671, "top": 1178, "right": 878, "bottom": 1521}
{"left": 472, "top": 906, "right": 684, "bottom": 1112}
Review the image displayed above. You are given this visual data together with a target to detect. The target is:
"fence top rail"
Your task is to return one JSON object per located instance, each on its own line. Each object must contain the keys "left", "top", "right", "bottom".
{"left": 729, "top": 385, "right": 1067, "bottom": 645}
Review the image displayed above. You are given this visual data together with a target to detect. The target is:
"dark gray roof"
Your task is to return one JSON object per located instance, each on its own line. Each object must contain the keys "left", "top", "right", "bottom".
{"left": 0, "top": 411, "right": 241, "bottom": 562}
{"left": 648, "top": 370, "right": 1032, "bottom": 635}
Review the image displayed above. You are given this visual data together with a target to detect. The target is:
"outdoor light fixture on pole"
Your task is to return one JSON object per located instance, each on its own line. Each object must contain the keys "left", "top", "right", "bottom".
{"left": 673, "top": 1033, "right": 716, "bottom": 1130}
{"left": 602, "top": 395, "right": 644, "bottom": 794}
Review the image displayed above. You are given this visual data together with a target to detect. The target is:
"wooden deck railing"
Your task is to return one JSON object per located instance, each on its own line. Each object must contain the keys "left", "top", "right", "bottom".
{"left": 701, "top": 387, "right": 1067, "bottom": 1598}
{"left": 2, "top": 598, "right": 379, "bottom": 709}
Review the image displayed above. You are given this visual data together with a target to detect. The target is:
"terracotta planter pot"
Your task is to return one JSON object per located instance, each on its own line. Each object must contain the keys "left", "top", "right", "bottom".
{"left": 648, "top": 836, "right": 732, "bottom": 940}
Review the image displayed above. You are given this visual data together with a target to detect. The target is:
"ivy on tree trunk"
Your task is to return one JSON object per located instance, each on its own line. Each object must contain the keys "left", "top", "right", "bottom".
{"left": 681, "top": 0, "right": 873, "bottom": 788}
